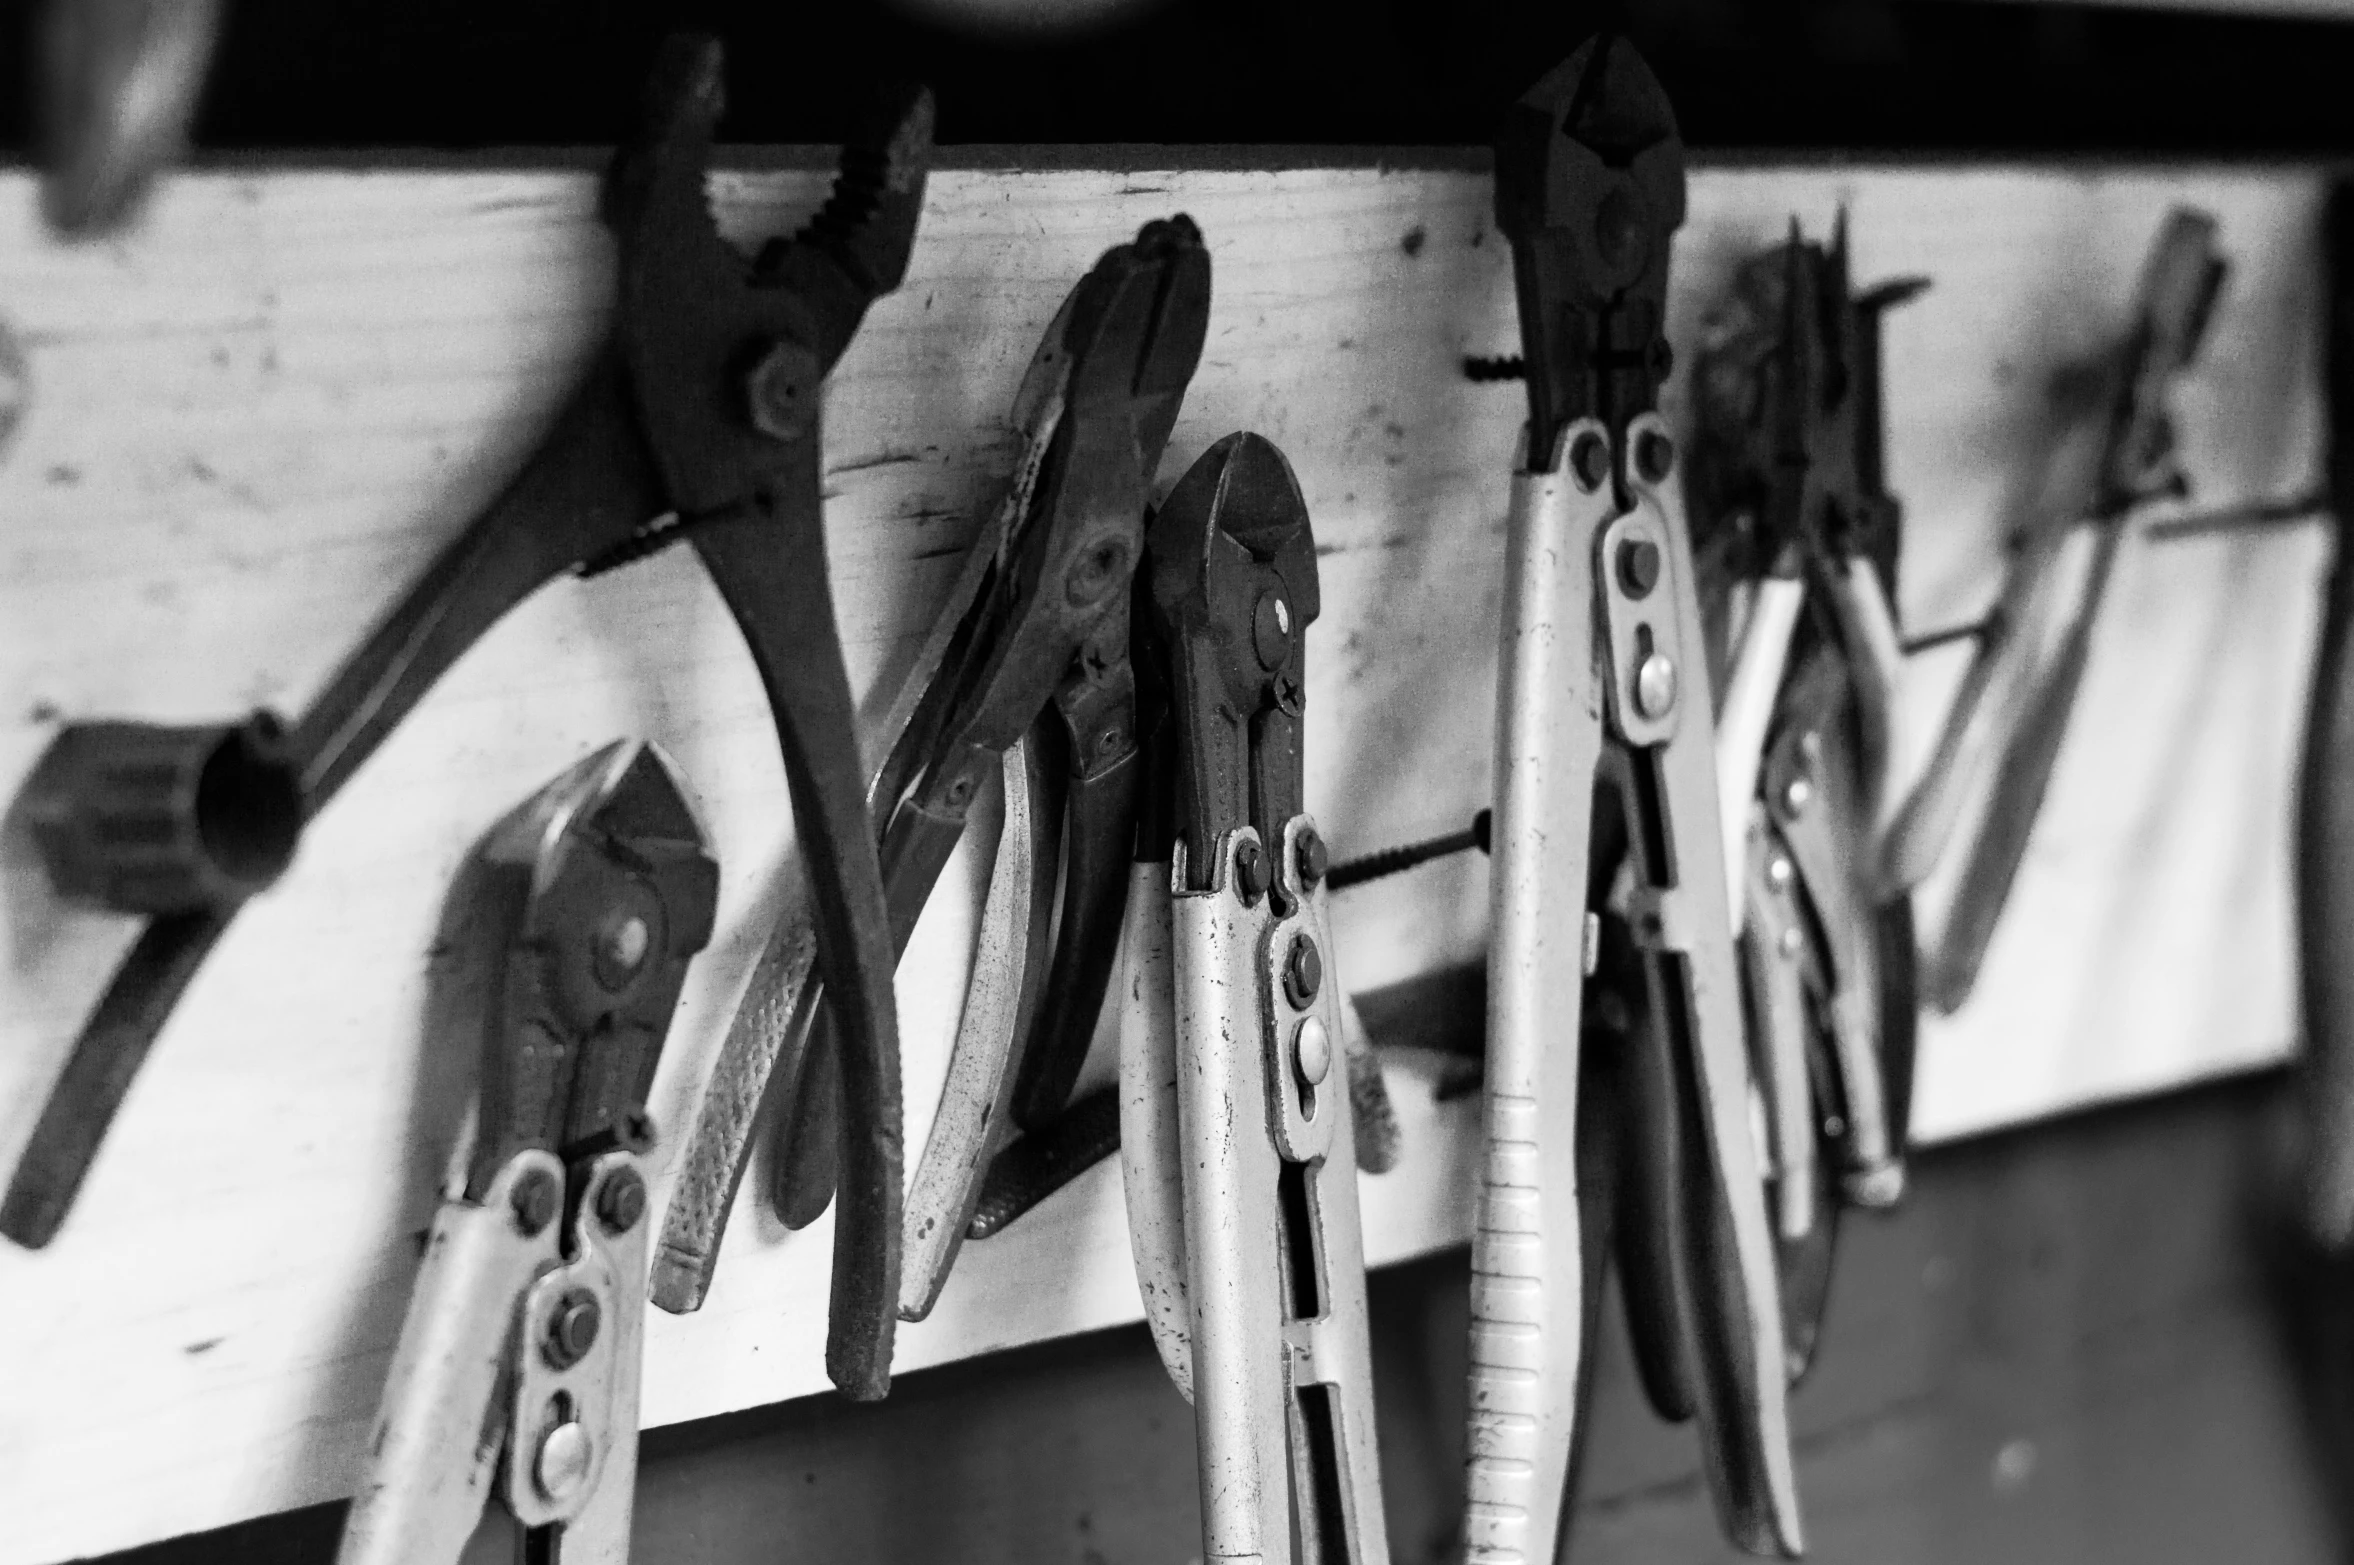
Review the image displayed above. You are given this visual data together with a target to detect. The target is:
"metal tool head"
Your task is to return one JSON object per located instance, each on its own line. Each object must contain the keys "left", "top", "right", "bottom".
{"left": 916, "top": 215, "right": 1212, "bottom": 766}
{"left": 603, "top": 33, "right": 934, "bottom": 521}
{"left": 36, "top": 0, "right": 222, "bottom": 236}
{"left": 2091, "top": 207, "right": 2227, "bottom": 520}
{"left": 465, "top": 740, "right": 719, "bottom": 1200}
{"left": 1147, "top": 433, "right": 1319, "bottom": 888}
{"left": 1494, "top": 33, "right": 1686, "bottom": 473}
{"left": 1688, "top": 218, "right": 1926, "bottom": 584}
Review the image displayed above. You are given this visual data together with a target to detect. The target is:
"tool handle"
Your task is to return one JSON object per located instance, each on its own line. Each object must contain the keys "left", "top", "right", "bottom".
{"left": 900, "top": 740, "right": 1058, "bottom": 1320}
{"left": 1713, "top": 575, "right": 1806, "bottom": 938}
{"left": 1923, "top": 525, "right": 2128, "bottom": 1013}
{"left": 338, "top": 1154, "right": 562, "bottom": 1565}
{"left": 1011, "top": 741, "right": 1142, "bottom": 1131}
{"left": 1467, "top": 448, "right": 1611, "bottom": 1565}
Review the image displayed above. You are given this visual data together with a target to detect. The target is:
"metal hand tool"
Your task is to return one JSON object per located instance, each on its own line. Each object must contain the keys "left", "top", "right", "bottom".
{"left": 1880, "top": 209, "right": 2225, "bottom": 1012}
{"left": 5, "top": 34, "right": 928, "bottom": 1393}
{"left": 650, "top": 218, "right": 1213, "bottom": 1337}
{"left": 336, "top": 739, "right": 718, "bottom": 1565}
{"left": 35, "top": 0, "right": 224, "bottom": 235}
{"left": 1471, "top": 35, "right": 1799, "bottom": 1562}
{"left": 1122, "top": 430, "right": 1391, "bottom": 1565}
{"left": 1683, "top": 224, "right": 1926, "bottom": 1373}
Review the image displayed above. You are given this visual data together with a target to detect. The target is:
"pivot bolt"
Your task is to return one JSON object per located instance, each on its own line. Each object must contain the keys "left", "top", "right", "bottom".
{"left": 543, "top": 1289, "right": 602, "bottom": 1370}
{"left": 594, "top": 910, "right": 650, "bottom": 991}
{"left": 1295, "top": 825, "right": 1328, "bottom": 890}
{"left": 1766, "top": 856, "right": 1794, "bottom": 891}
{"left": 1634, "top": 652, "right": 1678, "bottom": 720}
{"left": 1569, "top": 431, "right": 1610, "bottom": 492}
{"left": 1294, "top": 1016, "right": 1333, "bottom": 1088}
{"left": 1253, "top": 593, "right": 1293, "bottom": 670}
{"left": 535, "top": 1419, "right": 594, "bottom": 1504}
{"left": 1616, "top": 538, "right": 1662, "bottom": 599}
{"left": 1783, "top": 775, "right": 1814, "bottom": 816}
{"left": 1635, "top": 429, "right": 1676, "bottom": 485}
{"left": 1284, "top": 935, "right": 1324, "bottom": 1009}
{"left": 596, "top": 1167, "right": 647, "bottom": 1236}
{"left": 746, "top": 339, "right": 821, "bottom": 442}
{"left": 1778, "top": 925, "right": 1804, "bottom": 959}
{"left": 1234, "top": 838, "right": 1270, "bottom": 904}
{"left": 510, "top": 1168, "right": 560, "bottom": 1237}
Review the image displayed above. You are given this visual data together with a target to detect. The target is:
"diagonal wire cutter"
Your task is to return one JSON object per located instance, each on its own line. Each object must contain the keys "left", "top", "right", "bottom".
{"left": 335, "top": 739, "right": 717, "bottom": 1565}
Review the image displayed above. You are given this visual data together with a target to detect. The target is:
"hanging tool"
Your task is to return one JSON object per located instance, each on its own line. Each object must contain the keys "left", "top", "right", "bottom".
{"left": 1470, "top": 34, "right": 1800, "bottom": 1563}
{"left": 336, "top": 739, "right": 718, "bottom": 1565}
{"left": 35, "top": 0, "right": 224, "bottom": 236}
{"left": 1121, "top": 430, "right": 1391, "bottom": 1565}
{"left": 8, "top": 36, "right": 927, "bottom": 1406}
{"left": 651, "top": 218, "right": 1214, "bottom": 1332}
{"left": 1683, "top": 222, "right": 1926, "bottom": 1371}
{"left": 1879, "top": 209, "right": 2226, "bottom": 1013}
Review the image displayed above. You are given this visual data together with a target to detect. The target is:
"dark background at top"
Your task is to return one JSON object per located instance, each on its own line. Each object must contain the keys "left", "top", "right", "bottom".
{"left": 4, "top": 0, "right": 2354, "bottom": 158}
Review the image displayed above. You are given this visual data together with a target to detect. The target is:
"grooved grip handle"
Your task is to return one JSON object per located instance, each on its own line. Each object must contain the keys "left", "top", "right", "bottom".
{"left": 22, "top": 711, "right": 301, "bottom": 913}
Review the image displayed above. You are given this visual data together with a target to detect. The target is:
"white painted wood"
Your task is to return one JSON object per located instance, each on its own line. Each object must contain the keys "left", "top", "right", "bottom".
{"left": 0, "top": 161, "right": 2324, "bottom": 1561}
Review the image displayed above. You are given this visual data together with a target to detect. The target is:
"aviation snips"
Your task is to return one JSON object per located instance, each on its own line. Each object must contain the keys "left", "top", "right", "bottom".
{"left": 337, "top": 741, "right": 718, "bottom": 1565}
{"left": 1470, "top": 35, "right": 1800, "bottom": 1562}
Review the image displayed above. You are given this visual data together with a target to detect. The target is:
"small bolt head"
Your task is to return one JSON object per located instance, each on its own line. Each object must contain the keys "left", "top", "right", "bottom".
{"left": 1783, "top": 775, "right": 1814, "bottom": 816}
{"left": 1283, "top": 934, "right": 1325, "bottom": 1009}
{"left": 596, "top": 1167, "right": 647, "bottom": 1235}
{"left": 1295, "top": 826, "right": 1328, "bottom": 890}
{"left": 1294, "top": 1015, "right": 1333, "bottom": 1088}
{"left": 1635, "top": 430, "right": 1676, "bottom": 485}
{"left": 1767, "top": 856, "right": 1794, "bottom": 891}
{"left": 1633, "top": 652, "right": 1678, "bottom": 720}
{"left": 594, "top": 910, "right": 651, "bottom": 991}
{"left": 1777, "top": 925, "right": 1804, "bottom": 959}
{"left": 543, "top": 1289, "right": 602, "bottom": 1370}
{"left": 1616, "top": 538, "right": 1662, "bottom": 600}
{"left": 1569, "top": 431, "right": 1611, "bottom": 492}
{"left": 1252, "top": 593, "right": 1293, "bottom": 670}
{"left": 510, "top": 1168, "right": 560, "bottom": 1237}
{"left": 1234, "top": 838, "right": 1270, "bottom": 904}
{"left": 535, "top": 1420, "right": 595, "bottom": 1503}
{"left": 745, "top": 339, "right": 821, "bottom": 442}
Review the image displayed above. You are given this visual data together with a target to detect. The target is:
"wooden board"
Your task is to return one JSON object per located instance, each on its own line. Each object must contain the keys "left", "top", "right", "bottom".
{"left": 0, "top": 159, "right": 2327, "bottom": 1561}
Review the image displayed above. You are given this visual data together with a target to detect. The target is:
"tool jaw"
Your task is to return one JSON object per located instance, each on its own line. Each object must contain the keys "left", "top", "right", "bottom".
{"left": 1495, "top": 35, "right": 1686, "bottom": 474}
{"left": 605, "top": 34, "right": 933, "bottom": 523}
{"left": 1149, "top": 432, "right": 1320, "bottom": 892}
{"left": 2089, "top": 208, "right": 2227, "bottom": 522}
{"left": 464, "top": 740, "right": 718, "bottom": 1204}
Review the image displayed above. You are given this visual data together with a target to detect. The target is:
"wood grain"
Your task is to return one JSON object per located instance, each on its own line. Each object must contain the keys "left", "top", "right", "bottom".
{"left": 0, "top": 160, "right": 2326, "bottom": 1560}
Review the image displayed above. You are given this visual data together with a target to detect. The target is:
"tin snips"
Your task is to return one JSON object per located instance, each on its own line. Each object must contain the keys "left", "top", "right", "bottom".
{"left": 336, "top": 741, "right": 718, "bottom": 1565}
{"left": 1469, "top": 36, "right": 1800, "bottom": 1561}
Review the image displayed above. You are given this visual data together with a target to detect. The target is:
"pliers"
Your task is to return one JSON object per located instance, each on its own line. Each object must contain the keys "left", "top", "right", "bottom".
{"left": 1685, "top": 224, "right": 1925, "bottom": 1370}
{"left": 336, "top": 739, "right": 718, "bottom": 1565}
{"left": 652, "top": 220, "right": 1212, "bottom": 1351}
{"left": 1879, "top": 209, "right": 2225, "bottom": 1012}
{"left": 8, "top": 29, "right": 930, "bottom": 1407}
{"left": 1119, "top": 431, "right": 1391, "bottom": 1565}
{"left": 1469, "top": 35, "right": 1800, "bottom": 1561}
